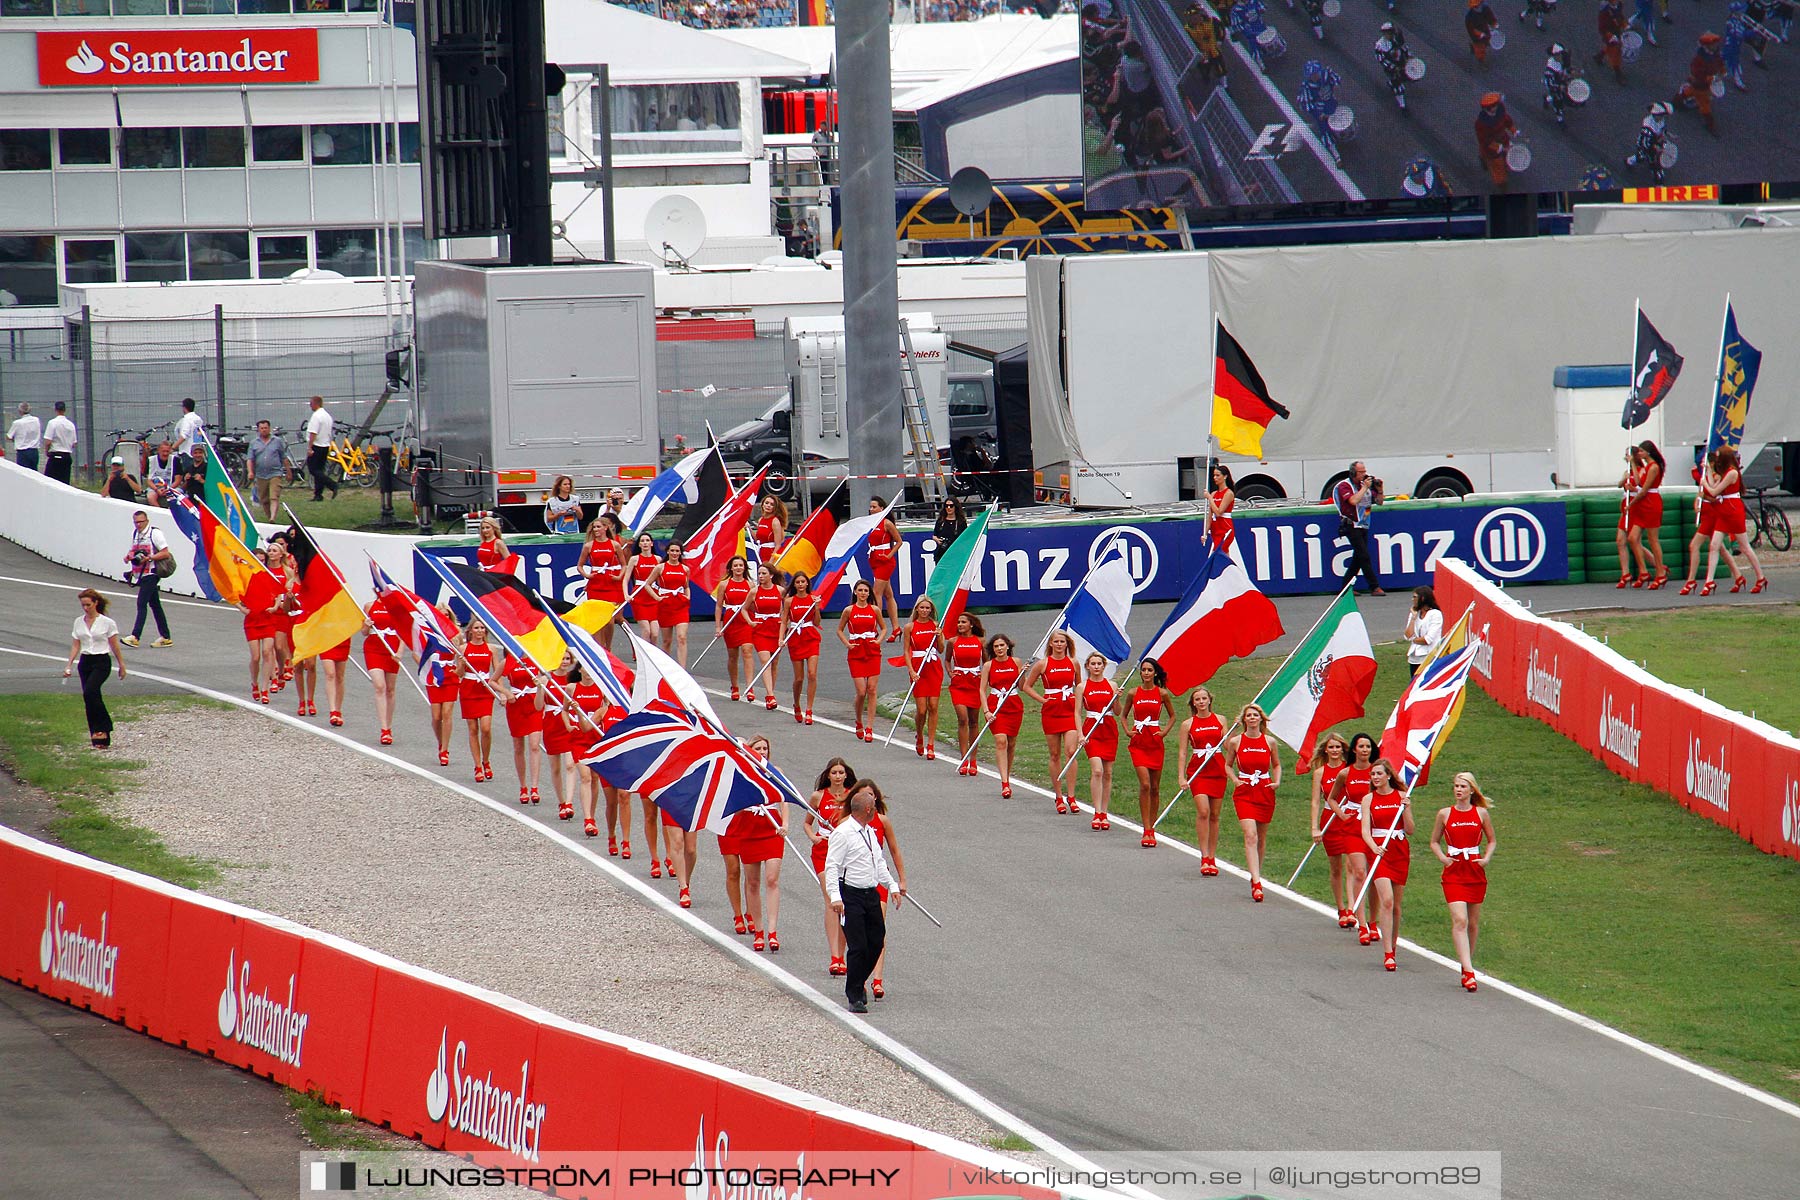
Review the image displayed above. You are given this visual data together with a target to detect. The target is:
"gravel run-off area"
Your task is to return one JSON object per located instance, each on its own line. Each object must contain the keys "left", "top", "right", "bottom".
{"left": 96, "top": 706, "right": 1005, "bottom": 1148}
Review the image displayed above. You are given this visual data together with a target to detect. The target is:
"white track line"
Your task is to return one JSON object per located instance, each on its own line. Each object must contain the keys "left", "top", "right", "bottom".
{"left": 0, "top": 572, "right": 227, "bottom": 614}
{"left": 803, "top": 685, "right": 1800, "bottom": 1124}
{"left": 0, "top": 646, "right": 1158, "bottom": 1200}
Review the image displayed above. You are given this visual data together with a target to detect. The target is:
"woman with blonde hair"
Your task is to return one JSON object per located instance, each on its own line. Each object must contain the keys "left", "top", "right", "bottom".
{"left": 1176, "top": 686, "right": 1229, "bottom": 874}
{"left": 1075, "top": 652, "right": 1118, "bottom": 830}
{"left": 752, "top": 494, "right": 789, "bottom": 578}
{"left": 1307, "top": 732, "right": 1354, "bottom": 927}
{"left": 1025, "top": 629, "right": 1082, "bottom": 813}
{"left": 475, "top": 516, "right": 511, "bottom": 571}
{"left": 1360, "top": 757, "right": 1414, "bottom": 972}
{"left": 901, "top": 596, "right": 946, "bottom": 759}
{"left": 1225, "top": 701, "right": 1281, "bottom": 901}
{"left": 1430, "top": 771, "right": 1498, "bottom": 992}
{"left": 577, "top": 513, "right": 628, "bottom": 649}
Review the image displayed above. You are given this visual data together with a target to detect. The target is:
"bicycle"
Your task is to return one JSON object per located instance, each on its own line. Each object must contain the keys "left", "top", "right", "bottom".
{"left": 1748, "top": 487, "right": 1792, "bottom": 551}
{"left": 325, "top": 434, "right": 377, "bottom": 488}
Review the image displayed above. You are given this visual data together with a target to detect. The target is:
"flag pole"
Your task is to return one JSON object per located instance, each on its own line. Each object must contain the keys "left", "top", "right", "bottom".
{"left": 956, "top": 674, "right": 1025, "bottom": 769}
{"left": 1709, "top": 292, "right": 1731, "bottom": 459}
{"left": 1285, "top": 809, "right": 1339, "bottom": 888}
{"left": 1628, "top": 297, "right": 1642, "bottom": 425}
{"left": 1150, "top": 717, "right": 1240, "bottom": 830}
{"left": 887, "top": 506, "right": 988, "bottom": 747}
{"left": 1349, "top": 798, "right": 1408, "bottom": 915}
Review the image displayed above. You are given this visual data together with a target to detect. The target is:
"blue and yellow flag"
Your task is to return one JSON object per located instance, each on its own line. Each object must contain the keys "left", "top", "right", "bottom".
{"left": 1706, "top": 301, "right": 1761, "bottom": 460}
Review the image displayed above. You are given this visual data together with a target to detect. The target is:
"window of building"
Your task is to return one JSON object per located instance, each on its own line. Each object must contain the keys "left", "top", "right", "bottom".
{"left": 547, "top": 93, "right": 566, "bottom": 158}
{"left": 188, "top": 231, "right": 251, "bottom": 280}
{"left": 121, "top": 128, "right": 181, "bottom": 169}
{"left": 57, "top": 128, "right": 112, "bottom": 167}
{"left": 256, "top": 234, "right": 309, "bottom": 278}
{"left": 0, "top": 0, "right": 55, "bottom": 15}
{"left": 0, "top": 235, "right": 57, "bottom": 306}
{"left": 183, "top": 127, "right": 245, "bottom": 169}
{"left": 55, "top": 0, "right": 110, "bottom": 15}
{"left": 311, "top": 124, "right": 373, "bottom": 166}
{"left": 948, "top": 379, "right": 991, "bottom": 418}
{"left": 316, "top": 228, "right": 377, "bottom": 276}
{"left": 111, "top": 0, "right": 166, "bottom": 13}
{"left": 383, "top": 123, "right": 421, "bottom": 165}
{"left": 600, "top": 83, "right": 743, "bottom": 156}
{"left": 378, "top": 226, "right": 430, "bottom": 276}
{"left": 251, "top": 125, "right": 304, "bottom": 162}
{"left": 0, "top": 130, "right": 52, "bottom": 171}
{"left": 124, "top": 232, "right": 186, "bottom": 282}
{"left": 63, "top": 239, "right": 119, "bottom": 285}
{"left": 238, "top": 0, "right": 292, "bottom": 10}
{"left": 180, "top": 0, "right": 235, "bottom": 12}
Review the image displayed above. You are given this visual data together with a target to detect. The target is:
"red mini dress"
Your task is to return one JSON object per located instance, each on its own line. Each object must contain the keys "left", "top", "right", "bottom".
{"left": 362, "top": 595, "right": 401, "bottom": 673}
{"left": 1327, "top": 765, "right": 1372, "bottom": 858}
{"left": 986, "top": 657, "right": 1024, "bottom": 736}
{"left": 1368, "top": 790, "right": 1411, "bottom": 884}
{"left": 459, "top": 642, "right": 495, "bottom": 720}
{"left": 751, "top": 585, "right": 785, "bottom": 653}
{"left": 866, "top": 524, "right": 897, "bottom": 581}
{"left": 1081, "top": 678, "right": 1118, "bottom": 763}
{"left": 1626, "top": 463, "right": 1663, "bottom": 532}
{"left": 753, "top": 516, "right": 785, "bottom": 568}
{"left": 844, "top": 605, "right": 883, "bottom": 679}
{"left": 786, "top": 593, "right": 823, "bottom": 660}
{"left": 657, "top": 562, "right": 691, "bottom": 627}
{"left": 1184, "top": 712, "right": 1228, "bottom": 798}
{"left": 718, "top": 578, "right": 755, "bottom": 650}
{"left": 627, "top": 555, "right": 660, "bottom": 624}
{"left": 586, "top": 538, "right": 626, "bottom": 603}
{"left": 1231, "top": 732, "right": 1278, "bottom": 823}
{"left": 1440, "top": 804, "right": 1488, "bottom": 904}
{"left": 1127, "top": 686, "right": 1166, "bottom": 771}
{"left": 502, "top": 655, "right": 542, "bottom": 739}
{"left": 809, "top": 790, "right": 846, "bottom": 875}
{"left": 907, "top": 619, "right": 943, "bottom": 694}
{"left": 1039, "top": 656, "right": 1078, "bottom": 735}
{"left": 947, "top": 636, "right": 984, "bottom": 708}
{"left": 539, "top": 679, "right": 573, "bottom": 756}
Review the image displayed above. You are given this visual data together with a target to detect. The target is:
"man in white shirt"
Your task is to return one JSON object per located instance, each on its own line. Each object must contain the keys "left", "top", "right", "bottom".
{"left": 173, "top": 397, "right": 204, "bottom": 457}
{"left": 42, "top": 400, "right": 78, "bottom": 485}
{"left": 824, "top": 787, "right": 903, "bottom": 1013}
{"left": 305, "top": 395, "right": 339, "bottom": 501}
{"left": 144, "top": 440, "right": 180, "bottom": 505}
{"left": 6, "top": 402, "right": 42, "bottom": 472}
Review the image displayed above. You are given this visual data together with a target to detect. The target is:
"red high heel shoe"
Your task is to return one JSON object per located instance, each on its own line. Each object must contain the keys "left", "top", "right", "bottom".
{"left": 745, "top": 688, "right": 756, "bottom": 703}
{"left": 829, "top": 956, "right": 845, "bottom": 976}
{"left": 529, "top": 788, "right": 540, "bottom": 805}
{"left": 753, "top": 931, "right": 765, "bottom": 951}
{"left": 607, "top": 835, "right": 618, "bottom": 855}
{"left": 1632, "top": 572, "right": 1649, "bottom": 589}
{"left": 794, "top": 708, "right": 804, "bottom": 724}
{"left": 1367, "top": 924, "right": 1382, "bottom": 945}
{"left": 730, "top": 687, "right": 740, "bottom": 701}
{"left": 678, "top": 886, "right": 691, "bottom": 909}
{"left": 1140, "top": 831, "right": 1157, "bottom": 848}
{"left": 1358, "top": 924, "right": 1373, "bottom": 945}
{"left": 1700, "top": 580, "right": 1717, "bottom": 596}
{"left": 1648, "top": 570, "right": 1669, "bottom": 590}
{"left": 765, "top": 696, "right": 777, "bottom": 711}
{"left": 1338, "top": 909, "right": 1355, "bottom": 928}
{"left": 484, "top": 762, "right": 494, "bottom": 781}
{"left": 915, "top": 732, "right": 925, "bottom": 756}
{"left": 870, "top": 977, "right": 884, "bottom": 999}
{"left": 925, "top": 744, "right": 936, "bottom": 760}
{"left": 1461, "top": 970, "right": 1478, "bottom": 992}
{"left": 1055, "top": 795, "right": 1068, "bottom": 814}
{"left": 379, "top": 728, "right": 392, "bottom": 745}
{"left": 558, "top": 802, "right": 574, "bottom": 821}
{"left": 1679, "top": 580, "right": 1697, "bottom": 595}
{"left": 620, "top": 840, "right": 631, "bottom": 859}
{"left": 258, "top": 690, "right": 269, "bottom": 705}
{"left": 1730, "top": 574, "right": 1747, "bottom": 593}
{"left": 767, "top": 930, "right": 778, "bottom": 952}
{"left": 862, "top": 726, "right": 873, "bottom": 743}
{"left": 650, "top": 859, "right": 662, "bottom": 878}
{"left": 1092, "top": 814, "right": 1104, "bottom": 830}
{"left": 1384, "top": 952, "right": 1397, "bottom": 972}
{"left": 329, "top": 710, "right": 343, "bottom": 727}
{"left": 475, "top": 766, "right": 486, "bottom": 784}
{"left": 519, "top": 787, "right": 531, "bottom": 805}
{"left": 1099, "top": 814, "right": 1111, "bottom": 830}
{"left": 664, "top": 857, "right": 674, "bottom": 876}
{"left": 805, "top": 710, "right": 814, "bottom": 725}
{"left": 1751, "top": 576, "right": 1769, "bottom": 593}
{"left": 733, "top": 914, "right": 746, "bottom": 934}
{"left": 1615, "top": 575, "right": 1630, "bottom": 589}
{"left": 438, "top": 749, "right": 450, "bottom": 766}
{"left": 1000, "top": 783, "right": 1011, "bottom": 798}
{"left": 1204, "top": 856, "right": 1219, "bottom": 876}
{"left": 1251, "top": 881, "right": 1264, "bottom": 902}
{"left": 583, "top": 819, "right": 598, "bottom": 837}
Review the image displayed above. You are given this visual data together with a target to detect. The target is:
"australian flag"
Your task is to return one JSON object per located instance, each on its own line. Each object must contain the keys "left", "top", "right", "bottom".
{"left": 1623, "top": 309, "right": 1684, "bottom": 429}
{"left": 584, "top": 705, "right": 806, "bottom": 834}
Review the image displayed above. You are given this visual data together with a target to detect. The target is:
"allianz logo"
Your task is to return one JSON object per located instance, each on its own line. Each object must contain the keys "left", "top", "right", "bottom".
{"left": 1597, "top": 692, "right": 1641, "bottom": 768}
{"left": 39, "top": 895, "right": 120, "bottom": 997}
{"left": 1525, "top": 646, "right": 1562, "bottom": 714}
{"left": 425, "top": 1027, "right": 546, "bottom": 1162}
{"left": 1684, "top": 738, "right": 1730, "bottom": 812}
{"left": 217, "top": 949, "right": 309, "bottom": 1067}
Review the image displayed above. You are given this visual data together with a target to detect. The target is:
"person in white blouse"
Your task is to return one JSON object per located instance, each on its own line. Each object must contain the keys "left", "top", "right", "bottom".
{"left": 824, "top": 783, "right": 903, "bottom": 1013}
{"left": 1404, "top": 585, "right": 1443, "bottom": 677}
{"left": 65, "top": 588, "right": 127, "bottom": 749}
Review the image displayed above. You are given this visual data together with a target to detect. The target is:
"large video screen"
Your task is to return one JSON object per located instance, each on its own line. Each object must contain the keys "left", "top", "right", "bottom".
{"left": 1080, "top": 0, "right": 1797, "bottom": 209}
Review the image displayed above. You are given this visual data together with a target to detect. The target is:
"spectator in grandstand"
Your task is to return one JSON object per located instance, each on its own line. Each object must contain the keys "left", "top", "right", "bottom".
{"left": 145, "top": 441, "right": 180, "bottom": 505}
{"left": 104, "top": 456, "right": 142, "bottom": 504}
{"left": 247, "top": 419, "right": 291, "bottom": 521}
{"left": 1403, "top": 585, "right": 1442, "bottom": 676}
{"left": 65, "top": 588, "right": 126, "bottom": 750}
{"left": 1333, "top": 462, "right": 1385, "bottom": 595}
{"left": 544, "top": 475, "right": 583, "bottom": 534}
{"left": 42, "top": 402, "right": 77, "bottom": 485}
{"left": 305, "top": 395, "right": 339, "bottom": 501}
{"left": 5, "top": 402, "right": 41, "bottom": 472}
{"left": 174, "top": 397, "right": 204, "bottom": 456}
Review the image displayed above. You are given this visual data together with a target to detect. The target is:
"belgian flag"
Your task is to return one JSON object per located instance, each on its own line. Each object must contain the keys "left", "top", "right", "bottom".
{"left": 286, "top": 525, "right": 366, "bottom": 662}
{"left": 773, "top": 481, "right": 850, "bottom": 582}
{"left": 1211, "top": 324, "right": 1290, "bottom": 459}
{"left": 420, "top": 555, "right": 569, "bottom": 672}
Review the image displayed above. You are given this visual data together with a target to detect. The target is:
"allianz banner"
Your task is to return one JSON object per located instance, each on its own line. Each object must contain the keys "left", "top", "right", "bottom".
{"left": 416, "top": 500, "right": 1568, "bottom": 614}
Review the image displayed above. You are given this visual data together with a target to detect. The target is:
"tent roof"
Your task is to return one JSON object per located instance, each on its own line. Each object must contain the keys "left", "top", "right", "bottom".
{"left": 715, "top": 14, "right": 1072, "bottom": 90}
{"left": 892, "top": 15, "right": 1075, "bottom": 113}
{"left": 549, "top": 0, "right": 812, "bottom": 82}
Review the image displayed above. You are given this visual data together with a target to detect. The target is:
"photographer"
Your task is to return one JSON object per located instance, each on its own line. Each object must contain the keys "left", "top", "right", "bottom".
{"left": 121, "top": 509, "right": 174, "bottom": 648}
{"left": 1333, "top": 461, "right": 1385, "bottom": 596}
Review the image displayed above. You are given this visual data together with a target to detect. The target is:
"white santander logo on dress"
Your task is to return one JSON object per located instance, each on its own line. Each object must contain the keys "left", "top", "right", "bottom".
{"left": 65, "top": 41, "right": 105, "bottom": 74}
{"left": 1597, "top": 692, "right": 1641, "bottom": 767}
{"left": 216, "top": 949, "right": 309, "bottom": 1066}
{"left": 40, "top": 895, "right": 120, "bottom": 997}
{"left": 425, "top": 1026, "right": 546, "bottom": 1161}
{"left": 1525, "top": 647, "right": 1562, "bottom": 714}
{"left": 1683, "top": 738, "right": 1730, "bottom": 812}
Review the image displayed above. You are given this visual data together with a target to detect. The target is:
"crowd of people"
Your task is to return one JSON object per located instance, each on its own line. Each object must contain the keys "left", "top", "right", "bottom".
{"left": 1612, "top": 439, "right": 1770, "bottom": 594}
{"left": 609, "top": 0, "right": 1040, "bottom": 29}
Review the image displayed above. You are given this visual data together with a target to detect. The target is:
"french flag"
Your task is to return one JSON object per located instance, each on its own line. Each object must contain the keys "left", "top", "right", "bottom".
{"left": 1141, "top": 545, "right": 1285, "bottom": 693}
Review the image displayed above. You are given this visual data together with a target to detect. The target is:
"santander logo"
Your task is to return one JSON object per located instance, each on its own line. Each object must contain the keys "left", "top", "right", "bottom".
{"left": 1780, "top": 777, "right": 1799, "bottom": 848}
{"left": 216, "top": 949, "right": 310, "bottom": 1066}
{"left": 1597, "top": 692, "right": 1641, "bottom": 768}
{"left": 1684, "top": 737, "right": 1730, "bottom": 812}
{"left": 37, "top": 30, "right": 319, "bottom": 87}
{"left": 425, "top": 1027, "right": 546, "bottom": 1161}
{"left": 1471, "top": 621, "right": 1495, "bottom": 680}
{"left": 39, "top": 895, "right": 120, "bottom": 997}
{"left": 65, "top": 41, "right": 105, "bottom": 75}
{"left": 1525, "top": 646, "right": 1562, "bottom": 714}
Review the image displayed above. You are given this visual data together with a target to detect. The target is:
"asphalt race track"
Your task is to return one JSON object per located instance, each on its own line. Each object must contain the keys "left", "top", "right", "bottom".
{"left": 1, "top": 538, "right": 1796, "bottom": 1198}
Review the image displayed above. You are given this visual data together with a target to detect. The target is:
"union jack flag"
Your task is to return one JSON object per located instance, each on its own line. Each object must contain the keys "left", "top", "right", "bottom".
{"left": 1379, "top": 607, "right": 1476, "bottom": 792}
{"left": 584, "top": 704, "right": 807, "bottom": 833}
{"left": 369, "top": 559, "right": 458, "bottom": 686}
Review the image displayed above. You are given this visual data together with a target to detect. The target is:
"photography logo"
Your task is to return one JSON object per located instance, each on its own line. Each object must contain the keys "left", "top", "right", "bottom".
{"left": 1472, "top": 507, "right": 1548, "bottom": 579}
{"left": 307, "top": 1161, "right": 355, "bottom": 1192}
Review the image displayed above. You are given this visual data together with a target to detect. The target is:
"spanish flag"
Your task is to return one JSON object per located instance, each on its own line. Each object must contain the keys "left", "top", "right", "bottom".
{"left": 285, "top": 525, "right": 366, "bottom": 662}
{"left": 168, "top": 495, "right": 282, "bottom": 612}
{"left": 419, "top": 554, "right": 568, "bottom": 672}
{"left": 773, "top": 481, "right": 850, "bottom": 582}
{"left": 1212, "top": 324, "right": 1289, "bottom": 459}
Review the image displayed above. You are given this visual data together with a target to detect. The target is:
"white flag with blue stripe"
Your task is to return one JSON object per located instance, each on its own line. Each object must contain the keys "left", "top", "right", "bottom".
{"left": 1052, "top": 554, "right": 1135, "bottom": 669}
{"left": 620, "top": 444, "right": 720, "bottom": 535}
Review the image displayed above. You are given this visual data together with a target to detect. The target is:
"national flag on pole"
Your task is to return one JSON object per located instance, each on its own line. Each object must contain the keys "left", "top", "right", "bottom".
{"left": 1253, "top": 586, "right": 1376, "bottom": 762}
{"left": 563, "top": 599, "right": 619, "bottom": 635}
{"left": 811, "top": 495, "right": 900, "bottom": 602}
{"left": 1706, "top": 301, "right": 1761, "bottom": 460}
{"left": 417, "top": 554, "right": 567, "bottom": 672}
{"left": 1379, "top": 607, "right": 1476, "bottom": 791}
{"left": 548, "top": 608, "right": 633, "bottom": 709}
{"left": 1051, "top": 553, "right": 1135, "bottom": 666}
{"left": 620, "top": 444, "right": 721, "bottom": 535}
{"left": 798, "top": 0, "right": 829, "bottom": 25}
{"left": 369, "top": 560, "right": 458, "bottom": 686}
{"left": 284, "top": 522, "right": 365, "bottom": 662}
{"left": 1623, "top": 308, "right": 1684, "bottom": 429}
{"left": 925, "top": 504, "right": 992, "bottom": 635}
{"left": 685, "top": 464, "right": 767, "bottom": 593}
{"left": 585, "top": 705, "right": 804, "bottom": 833}
{"left": 773, "top": 481, "right": 850, "bottom": 581}
{"left": 668, "top": 446, "right": 734, "bottom": 546}
{"left": 625, "top": 626, "right": 722, "bottom": 725}
{"left": 195, "top": 427, "right": 259, "bottom": 550}
{"left": 168, "top": 495, "right": 281, "bottom": 610}
{"left": 1212, "top": 324, "right": 1289, "bottom": 459}
{"left": 1141, "top": 544, "right": 1285, "bottom": 694}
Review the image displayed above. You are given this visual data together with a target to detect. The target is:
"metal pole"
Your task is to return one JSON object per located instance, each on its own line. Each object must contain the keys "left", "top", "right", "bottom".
{"left": 508, "top": 0, "right": 553, "bottom": 266}
{"left": 80, "top": 304, "right": 95, "bottom": 484}
{"left": 598, "top": 64, "right": 616, "bottom": 262}
{"left": 213, "top": 304, "right": 227, "bottom": 431}
{"left": 836, "top": 0, "right": 903, "bottom": 513}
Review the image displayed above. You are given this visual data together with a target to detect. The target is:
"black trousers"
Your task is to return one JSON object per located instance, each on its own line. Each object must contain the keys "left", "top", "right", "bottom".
{"left": 840, "top": 884, "right": 887, "bottom": 1005}
{"left": 133, "top": 576, "right": 170, "bottom": 639}
{"left": 1341, "top": 526, "right": 1383, "bottom": 592}
{"left": 308, "top": 445, "right": 336, "bottom": 499}
{"left": 79, "top": 653, "right": 113, "bottom": 737}
{"left": 44, "top": 451, "right": 73, "bottom": 484}
{"left": 14, "top": 448, "right": 38, "bottom": 472}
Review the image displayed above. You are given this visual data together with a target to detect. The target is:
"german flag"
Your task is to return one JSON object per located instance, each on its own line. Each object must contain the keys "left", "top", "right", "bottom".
{"left": 1212, "top": 324, "right": 1289, "bottom": 459}
{"left": 286, "top": 525, "right": 366, "bottom": 662}
{"left": 419, "top": 555, "right": 568, "bottom": 672}
{"left": 798, "top": 0, "right": 829, "bottom": 25}
{"left": 773, "top": 481, "right": 850, "bottom": 582}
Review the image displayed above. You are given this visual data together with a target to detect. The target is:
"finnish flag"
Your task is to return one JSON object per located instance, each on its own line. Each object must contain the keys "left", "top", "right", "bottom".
{"left": 619, "top": 444, "right": 719, "bottom": 534}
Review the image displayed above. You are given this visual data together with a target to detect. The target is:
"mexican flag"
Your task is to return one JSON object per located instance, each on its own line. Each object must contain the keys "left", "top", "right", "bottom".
{"left": 1254, "top": 585, "right": 1377, "bottom": 763}
{"left": 890, "top": 505, "right": 993, "bottom": 666}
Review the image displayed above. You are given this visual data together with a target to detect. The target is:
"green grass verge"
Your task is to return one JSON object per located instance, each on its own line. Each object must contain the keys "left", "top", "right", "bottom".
{"left": 983, "top": 1132, "right": 1037, "bottom": 1152}
{"left": 286, "top": 1089, "right": 392, "bottom": 1152}
{"left": 885, "top": 637, "right": 1800, "bottom": 1103}
{"left": 0, "top": 694, "right": 222, "bottom": 889}
{"left": 1566, "top": 604, "right": 1800, "bottom": 735}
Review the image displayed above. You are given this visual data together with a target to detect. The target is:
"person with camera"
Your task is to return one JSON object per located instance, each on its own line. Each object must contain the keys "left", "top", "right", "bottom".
{"left": 103, "top": 456, "right": 142, "bottom": 503}
{"left": 1333, "top": 462, "right": 1385, "bottom": 596}
{"left": 121, "top": 509, "right": 174, "bottom": 648}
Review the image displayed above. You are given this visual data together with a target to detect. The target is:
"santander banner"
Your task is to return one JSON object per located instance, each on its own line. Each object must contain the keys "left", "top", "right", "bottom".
{"left": 1434, "top": 558, "right": 1800, "bottom": 861}
{"left": 36, "top": 29, "right": 320, "bottom": 87}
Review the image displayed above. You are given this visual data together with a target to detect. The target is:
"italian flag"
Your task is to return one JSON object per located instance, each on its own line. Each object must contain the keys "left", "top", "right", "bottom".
{"left": 891, "top": 505, "right": 993, "bottom": 665}
{"left": 1254, "top": 585, "right": 1377, "bottom": 763}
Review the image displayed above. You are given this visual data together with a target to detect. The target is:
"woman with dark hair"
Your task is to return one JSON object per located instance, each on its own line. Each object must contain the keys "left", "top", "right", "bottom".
{"left": 1329, "top": 731, "right": 1378, "bottom": 942}
{"left": 752, "top": 495, "right": 789, "bottom": 577}
{"left": 538, "top": 653, "right": 577, "bottom": 823}
{"left": 806, "top": 757, "right": 857, "bottom": 975}
{"left": 1126, "top": 658, "right": 1175, "bottom": 847}
{"left": 864, "top": 497, "right": 903, "bottom": 641}
{"left": 458, "top": 618, "right": 499, "bottom": 783}
{"left": 1076, "top": 651, "right": 1118, "bottom": 830}
{"left": 543, "top": 474, "right": 583, "bottom": 535}
{"left": 1307, "top": 732, "right": 1353, "bottom": 926}
{"left": 1360, "top": 757, "right": 1414, "bottom": 972}
{"left": 901, "top": 596, "right": 946, "bottom": 758}
{"left": 1616, "top": 442, "right": 1667, "bottom": 588}
{"left": 979, "top": 633, "right": 1024, "bottom": 796}
{"left": 736, "top": 734, "right": 786, "bottom": 951}
{"left": 1681, "top": 448, "right": 1745, "bottom": 595}
{"left": 785, "top": 572, "right": 823, "bottom": 723}
{"left": 654, "top": 541, "right": 692, "bottom": 665}
{"left": 839, "top": 579, "right": 884, "bottom": 741}
{"left": 65, "top": 588, "right": 126, "bottom": 749}
{"left": 1208, "top": 462, "right": 1236, "bottom": 549}
{"left": 1697, "top": 446, "right": 1768, "bottom": 595}
{"left": 500, "top": 651, "right": 543, "bottom": 807}
{"left": 1403, "top": 585, "right": 1442, "bottom": 677}
{"left": 1025, "top": 629, "right": 1083, "bottom": 813}
{"left": 711, "top": 555, "right": 755, "bottom": 700}
{"left": 946, "top": 612, "right": 987, "bottom": 773}
{"left": 625, "top": 533, "right": 662, "bottom": 641}
{"left": 748, "top": 561, "right": 785, "bottom": 709}
{"left": 426, "top": 606, "right": 462, "bottom": 767}
{"left": 1225, "top": 701, "right": 1281, "bottom": 901}
{"left": 361, "top": 591, "right": 401, "bottom": 745}
{"left": 931, "top": 497, "right": 968, "bottom": 553}
{"left": 1176, "top": 686, "right": 1228, "bottom": 874}
{"left": 1430, "top": 770, "right": 1498, "bottom": 992}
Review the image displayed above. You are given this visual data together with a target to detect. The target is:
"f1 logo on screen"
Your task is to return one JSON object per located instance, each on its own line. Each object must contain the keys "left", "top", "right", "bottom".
{"left": 1472, "top": 507, "right": 1548, "bottom": 579}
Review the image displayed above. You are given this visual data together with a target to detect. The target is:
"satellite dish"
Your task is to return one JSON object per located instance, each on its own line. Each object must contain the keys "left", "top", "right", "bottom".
{"left": 948, "top": 166, "right": 994, "bottom": 217}
{"left": 645, "top": 195, "right": 707, "bottom": 268}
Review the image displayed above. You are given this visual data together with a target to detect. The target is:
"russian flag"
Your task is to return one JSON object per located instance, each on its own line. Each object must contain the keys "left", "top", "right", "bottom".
{"left": 1141, "top": 545, "right": 1284, "bottom": 693}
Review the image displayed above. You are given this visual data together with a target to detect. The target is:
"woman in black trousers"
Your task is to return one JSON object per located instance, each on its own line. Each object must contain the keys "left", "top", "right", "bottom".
{"left": 64, "top": 589, "right": 127, "bottom": 749}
